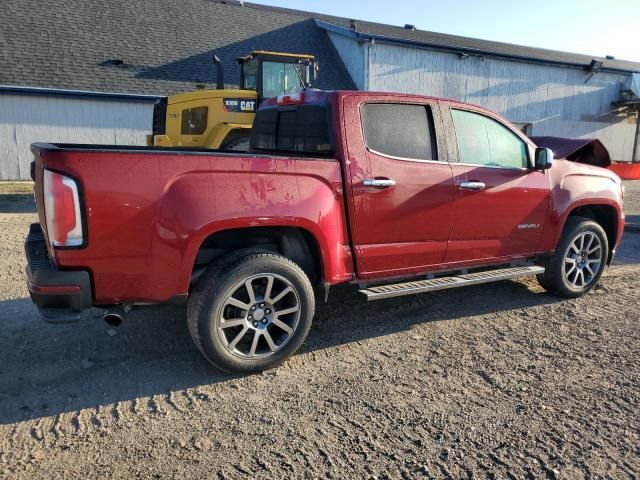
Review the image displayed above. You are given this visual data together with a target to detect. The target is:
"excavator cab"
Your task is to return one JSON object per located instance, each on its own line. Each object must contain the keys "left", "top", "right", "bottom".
{"left": 238, "top": 51, "right": 318, "bottom": 102}
{"left": 150, "top": 51, "right": 318, "bottom": 151}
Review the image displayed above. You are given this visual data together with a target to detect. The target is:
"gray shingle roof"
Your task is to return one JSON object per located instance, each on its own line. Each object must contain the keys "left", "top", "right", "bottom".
{"left": 314, "top": 18, "right": 640, "bottom": 73}
{"left": 1, "top": 0, "right": 637, "bottom": 98}
{"left": 0, "top": 0, "right": 356, "bottom": 95}
{"left": 247, "top": 3, "right": 640, "bottom": 73}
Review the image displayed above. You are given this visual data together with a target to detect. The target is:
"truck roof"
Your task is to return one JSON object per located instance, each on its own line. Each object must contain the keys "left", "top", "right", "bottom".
{"left": 260, "top": 89, "right": 497, "bottom": 118}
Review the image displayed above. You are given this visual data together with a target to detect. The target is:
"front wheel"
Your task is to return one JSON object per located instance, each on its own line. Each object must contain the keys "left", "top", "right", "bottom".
{"left": 187, "top": 252, "right": 315, "bottom": 373}
{"left": 220, "top": 135, "right": 250, "bottom": 151}
{"left": 537, "top": 217, "right": 608, "bottom": 298}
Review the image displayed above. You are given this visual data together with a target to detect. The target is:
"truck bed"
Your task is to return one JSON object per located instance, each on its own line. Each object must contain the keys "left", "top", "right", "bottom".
{"left": 31, "top": 143, "right": 333, "bottom": 161}
{"left": 30, "top": 141, "right": 350, "bottom": 304}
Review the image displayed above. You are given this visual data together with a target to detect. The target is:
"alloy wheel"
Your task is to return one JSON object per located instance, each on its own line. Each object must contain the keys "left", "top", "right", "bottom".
{"left": 563, "top": 231, "right": 603, "bottom": 288}
{"left": 216, "top": 273, "right": 301, "bottom": 359}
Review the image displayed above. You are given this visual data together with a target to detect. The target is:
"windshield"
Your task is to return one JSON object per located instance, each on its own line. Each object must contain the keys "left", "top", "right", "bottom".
{"left": 262, "top": 62, "right": 308, "bottom": 99}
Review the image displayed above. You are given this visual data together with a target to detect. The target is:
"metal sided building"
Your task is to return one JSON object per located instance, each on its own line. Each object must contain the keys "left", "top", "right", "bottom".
{"left": 317, "top": 19, "right": 640, "bottom": 164}
{"left": 1, "top": 0, "right": 639, "bottom": 180}
{"left": 0, "top": 87, "right": 160, "bottom": 181}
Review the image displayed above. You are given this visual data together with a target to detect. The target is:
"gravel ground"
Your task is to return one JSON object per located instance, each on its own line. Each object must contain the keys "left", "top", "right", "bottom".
{"left": 624, "top": 181, "right": 640, "bottom": 226}
{"left": 1, "top": 192, "right": 639, "bottom": 479}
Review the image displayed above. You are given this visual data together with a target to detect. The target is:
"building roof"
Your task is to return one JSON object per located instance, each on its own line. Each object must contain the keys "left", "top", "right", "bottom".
{"left": 245, "top": 2, "right": 640, "bottom": 73}
{"left": 314, "top": 19, "right": 640, "bottom": 74}
{"left": 1, "top": 0, "right": 637, "bottom": 98}
{"left": 0, "top": 0, "right": 355, "bottom": 96}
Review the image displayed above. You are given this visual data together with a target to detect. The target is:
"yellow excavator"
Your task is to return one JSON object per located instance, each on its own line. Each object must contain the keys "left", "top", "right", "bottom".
{"left": 150, "top": 51, "right": 318, "bottom": 150}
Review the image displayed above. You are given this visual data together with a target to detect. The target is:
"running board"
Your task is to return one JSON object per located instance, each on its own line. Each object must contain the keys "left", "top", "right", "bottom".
{"left": 359, "top": 265, "right": 545, "bottom": 301}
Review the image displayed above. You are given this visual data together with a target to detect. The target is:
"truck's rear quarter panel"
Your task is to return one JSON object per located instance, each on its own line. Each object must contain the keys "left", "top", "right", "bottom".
{"left": 36, "top": 147, "right": 352, "bottom": 304}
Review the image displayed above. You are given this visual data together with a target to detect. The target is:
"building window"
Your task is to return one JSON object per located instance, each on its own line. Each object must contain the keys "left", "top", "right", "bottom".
{"left": 452, "top": 109, "right": 528, "bottom": 169}
{"left": 181, "top": 107, "right": 208, "bottom": 135}
{"left": 360, "top": 103, "right": 438, "bottom": 160}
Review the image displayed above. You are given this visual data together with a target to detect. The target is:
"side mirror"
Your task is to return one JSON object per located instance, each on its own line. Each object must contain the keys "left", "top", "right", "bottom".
{"left": 534, "top": 147, "right": 554, "bottom": 170}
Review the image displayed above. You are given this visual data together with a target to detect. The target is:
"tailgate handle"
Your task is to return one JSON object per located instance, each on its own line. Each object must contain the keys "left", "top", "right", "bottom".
{"left": 363, "top": 178, "right": 396, "bottom": 189}
{"left": 459, "top": 181, "right": 486, "bottom": 191}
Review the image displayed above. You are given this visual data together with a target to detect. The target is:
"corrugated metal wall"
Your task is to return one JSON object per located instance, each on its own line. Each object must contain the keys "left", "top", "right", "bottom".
{"left": 327, "top": 31, "right": 367, "bottom": 90}
{"left": 329, "top": 36, "right": 637, "bottom": 162}
{"left": 0, "top": 94, "right": 154, "bottom": 180}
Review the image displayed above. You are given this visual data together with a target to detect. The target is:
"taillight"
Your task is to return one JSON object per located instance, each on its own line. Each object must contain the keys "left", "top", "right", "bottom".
{"left": 43, "top": 170, "right": 83, "bottom": 247}
{"left": 277, "top": 92, "right": 304, "bottom": 105}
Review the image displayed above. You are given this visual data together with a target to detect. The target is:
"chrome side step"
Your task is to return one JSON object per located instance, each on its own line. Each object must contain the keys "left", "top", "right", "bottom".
{"left": 359, "top": 265, "right": 545, "bottom": 301}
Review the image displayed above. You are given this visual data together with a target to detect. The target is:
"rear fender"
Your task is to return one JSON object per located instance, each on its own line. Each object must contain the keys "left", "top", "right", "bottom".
{"left": 203, "top": 123, "right": 251, "bottom": 149}
{"left": 156, "top": 162, "right": 354, "bottom": 293}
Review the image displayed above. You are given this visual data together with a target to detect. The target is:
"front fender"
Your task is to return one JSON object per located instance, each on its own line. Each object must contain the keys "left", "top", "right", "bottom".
{"left": 541, "top": 163, "right": 624, "bottom": 252}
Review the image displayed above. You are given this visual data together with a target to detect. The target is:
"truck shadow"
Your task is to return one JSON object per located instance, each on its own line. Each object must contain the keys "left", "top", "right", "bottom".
{"left": 0, "top": 280, "right": 560, "bottom": 426}
{"left": 1, "top": 232, "right": 637, "bottom": 425}
{"left": 0, "top": 194, "right": 36, "bottom": 214}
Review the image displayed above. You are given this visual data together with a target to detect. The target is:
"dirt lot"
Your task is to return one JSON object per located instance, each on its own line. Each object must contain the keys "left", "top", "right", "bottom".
{"left": 625, "top": 180, "right": 640, "bottom": 225}
{"left": 1, "top": 186, "right": 639, "bottom": 479}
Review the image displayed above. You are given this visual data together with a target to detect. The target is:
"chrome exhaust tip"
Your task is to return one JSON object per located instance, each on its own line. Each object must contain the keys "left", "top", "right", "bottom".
{"left": 103, "top": 306, "right": 127, "bottom": 327}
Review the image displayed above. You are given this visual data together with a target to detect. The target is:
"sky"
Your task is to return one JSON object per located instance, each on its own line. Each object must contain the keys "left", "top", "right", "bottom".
{"left": 250, "top": 0, "right": 640, "bottom": 62}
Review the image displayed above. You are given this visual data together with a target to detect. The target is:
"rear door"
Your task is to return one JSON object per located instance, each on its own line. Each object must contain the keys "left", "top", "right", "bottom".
{"left": 342, "top": 96, "right": 454, "bottom": 279}
{"left": 443, "top": 106, "right": 550, "bottom": 263}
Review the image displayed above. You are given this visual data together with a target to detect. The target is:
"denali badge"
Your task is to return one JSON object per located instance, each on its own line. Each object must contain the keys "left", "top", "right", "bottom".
{"left": 518, "top": 223, "right": 540, "bottom": 229}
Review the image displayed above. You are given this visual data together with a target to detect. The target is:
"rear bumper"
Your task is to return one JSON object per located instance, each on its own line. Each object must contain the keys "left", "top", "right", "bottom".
{"left": 25, "top": 223, "right": 93, "bottom": 323}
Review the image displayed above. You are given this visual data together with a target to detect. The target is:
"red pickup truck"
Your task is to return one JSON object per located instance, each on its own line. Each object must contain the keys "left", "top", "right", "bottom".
{"left": 25, "top": 90, "right": 625, "bottom": 373}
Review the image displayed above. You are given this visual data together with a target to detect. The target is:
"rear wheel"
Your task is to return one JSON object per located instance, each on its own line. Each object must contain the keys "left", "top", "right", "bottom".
{"left": 187, "top": 252, "right": 315, "bottom": 373}
{"left": 537, "top": 217, "right": 608, "bottom": 298}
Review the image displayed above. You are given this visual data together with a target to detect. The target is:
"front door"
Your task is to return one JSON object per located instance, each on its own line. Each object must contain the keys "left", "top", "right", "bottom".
{"left": 444, "top": 107, "right": 550, "bottom": 263}
{"left": 344, "top": 99, "right": 454, "bottom": 279}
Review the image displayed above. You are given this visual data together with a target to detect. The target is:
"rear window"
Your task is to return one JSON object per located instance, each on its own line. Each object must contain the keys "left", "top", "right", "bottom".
{"left": 250, "top": 105, "right": 332, "bottom": 155}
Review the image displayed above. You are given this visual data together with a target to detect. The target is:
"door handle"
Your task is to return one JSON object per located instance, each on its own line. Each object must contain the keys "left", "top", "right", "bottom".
{"left": 459, "top": 181, "right": 486, "bottom": 191}
{"left": 363, "top": 178, "right": 396, "bottom": 188}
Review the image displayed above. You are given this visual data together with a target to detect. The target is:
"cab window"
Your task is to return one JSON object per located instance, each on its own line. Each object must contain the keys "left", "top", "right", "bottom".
{"left": 262, "top": 62, "right": 306, "bottom": 99}
{"left": 451, "top": 109, "right": 528, "bottom": 168}
{"left": 242, "top": 58, "right": 258, "bottom": 90}
{"left": 361, "top": 103, "right": 437, "bottom": 161}
{"left": 181, "top": 107, "right": 208, "bottom": 135}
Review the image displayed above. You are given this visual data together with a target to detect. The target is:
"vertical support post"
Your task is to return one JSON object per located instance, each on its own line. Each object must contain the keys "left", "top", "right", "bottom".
{"left": 633, "top": 109, "right": 640, "bottom": 164}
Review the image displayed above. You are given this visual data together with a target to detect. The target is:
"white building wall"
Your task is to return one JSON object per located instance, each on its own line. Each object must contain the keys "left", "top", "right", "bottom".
{"left": 326, "top": 31, "right": 367, "bottom": 90}
{"left": 328, "top": 35, "right": 636, "bottom": 161}
{"left": 0, "top": 94, "right": 155, "bottom": 180}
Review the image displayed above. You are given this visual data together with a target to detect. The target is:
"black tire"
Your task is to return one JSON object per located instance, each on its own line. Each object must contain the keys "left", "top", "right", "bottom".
{"left": 537, "top": 217, "right": 608, "bottom": 298}
{"left": 220, "top": 135, "right": 250, "bottom": 151}
{"left": 187, "top": 251, "right": 315, "bottom": 373}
